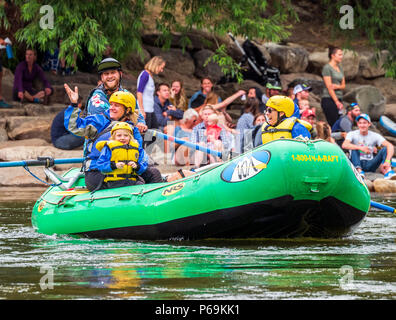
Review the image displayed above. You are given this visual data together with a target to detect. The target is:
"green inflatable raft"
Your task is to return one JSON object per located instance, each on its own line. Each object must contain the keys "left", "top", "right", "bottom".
{"left": 31, "top": 139, "right": 370, "bottom": 239}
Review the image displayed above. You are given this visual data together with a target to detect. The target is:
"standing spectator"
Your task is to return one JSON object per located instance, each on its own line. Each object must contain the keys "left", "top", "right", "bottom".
{"left": 342, "top": 113, "right": 395, "bottom": 179}
{"left": 331, "top": 102, "right": 361, "bottom": 146}
{"left": 0, "top": 37, "right": 12, "bottom": 108}
{"left": 153, "top": 83, "right": 184, "bottom": 130}
{"left": 13, "top": 49, "right": 53, "bottom": 104}
{"left": 170, "top": 80, "right": 188, "bottom": 111}
{"left": 136, "top": 56, "right": 166, "bottom": 128}
{"left": 51, "top": 97, "right": 85, "bottom": 150}
{"left": 321, "top": 46, "right": 346, "bottom": 127}
{"left": 188, "top": 77, "right": 222, "bottom": 111}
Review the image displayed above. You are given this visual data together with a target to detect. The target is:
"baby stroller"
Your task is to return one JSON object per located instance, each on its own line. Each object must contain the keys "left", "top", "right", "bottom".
{"left": 223, "top": 32, "right": 281, "bottom": 86}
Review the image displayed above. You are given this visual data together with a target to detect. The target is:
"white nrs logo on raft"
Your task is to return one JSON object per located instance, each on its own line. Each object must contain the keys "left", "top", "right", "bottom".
{"left": 221, "top": 150, "right": 270, "bottom": 183}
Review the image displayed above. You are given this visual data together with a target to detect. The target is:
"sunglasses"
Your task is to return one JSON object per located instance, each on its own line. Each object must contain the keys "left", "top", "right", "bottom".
{"left": 265, "top": 107, "right": 276, "bottom": 113}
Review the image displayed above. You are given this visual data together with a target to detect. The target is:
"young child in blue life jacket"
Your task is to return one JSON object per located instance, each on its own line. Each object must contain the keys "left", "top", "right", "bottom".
{"left": 96, "top": 122, "right": 146, "bottom": 189}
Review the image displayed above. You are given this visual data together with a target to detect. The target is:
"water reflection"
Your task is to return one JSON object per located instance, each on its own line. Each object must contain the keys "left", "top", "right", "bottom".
{"left": 0, "top": 199, "right": 395, "bottom": 299}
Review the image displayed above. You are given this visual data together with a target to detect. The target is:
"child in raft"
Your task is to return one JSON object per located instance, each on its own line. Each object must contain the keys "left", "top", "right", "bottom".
{"left": 96, "top": 122, "right": 146, "bottom": 189}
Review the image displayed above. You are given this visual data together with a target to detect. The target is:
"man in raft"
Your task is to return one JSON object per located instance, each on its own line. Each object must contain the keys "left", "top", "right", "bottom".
{"left": 253, "top": 95, "right": 311, "bottom": 146}
{"left": 85, "top": 57, "right": 147, "bottom": 133}
{"left": 63, "top": 87, "right": 162, "bottom": 191}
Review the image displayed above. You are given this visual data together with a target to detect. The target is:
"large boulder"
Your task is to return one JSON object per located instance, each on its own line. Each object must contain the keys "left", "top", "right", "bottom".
{"left": 265, "top": 43, "right": 309, "bottom": 73}
{"left": 145, "top": 45, "right": 195, "bottom": 76}
{"left": 358, "top": 50, "right": 388, "bottom": 79}
{"left": 307, "top": 50, "right": 328, "bottom": 76}
{"left": 343, "top": 85, "right": 386, "bottom": 121}
{"left": 6, "top": 116, "right": 55, "bottom": 142}
{"left": 193, "top": 49, "right": 224, "bottom": 83}
{"left": 124, "top": 47, "right": 151, "bottom": 72}
{"left": 341, "top": 50, "right": 360, "bottom": 81}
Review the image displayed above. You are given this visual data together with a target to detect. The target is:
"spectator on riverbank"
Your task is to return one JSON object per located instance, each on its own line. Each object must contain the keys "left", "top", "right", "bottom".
{"left": 188, "top": 77, "right": 222, "bottom": 111}
{"left": 237, "top": 98, "right": 260, "bottom": 153}
{"left": 321, "top": 45, "right": 346, "bottom": 127}
{"left": 331, "top": 102, "right": 361, "bottom": 146}
{"left": 170, "top": 80, "right": 188, "bottom": 111}
{"left": 137, "top": 56, "right": 166, "bottom": 128}
{"left": 51, "top": 96, "right": 85, "bottom": 150}
{"left": 342, "top": 113, "right": 396, "bottom": 179}
{"left": 13, "top": 48, "right": 53, "bottom": 104}
{"left": 191, "top": 105, "right": 230, "bottom": 166}
{"left": 153, "top": 83, "right": 184, "bottom": 130}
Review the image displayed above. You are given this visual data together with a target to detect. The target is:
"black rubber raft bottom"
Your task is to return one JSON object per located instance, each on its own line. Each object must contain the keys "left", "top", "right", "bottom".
{"left": 74, "top": 196, "right": 367, "bottom": 240}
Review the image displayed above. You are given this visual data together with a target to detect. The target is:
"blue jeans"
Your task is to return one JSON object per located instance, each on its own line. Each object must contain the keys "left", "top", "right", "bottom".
{"left": 350, "top": 147, "right": 387, "bottom": 172}
{"left": 53, "top": 134, "right": 85, "bottom": 150}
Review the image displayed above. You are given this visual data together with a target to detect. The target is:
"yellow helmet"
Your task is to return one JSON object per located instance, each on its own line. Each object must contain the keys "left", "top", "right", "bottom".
{"left": 109, "top": 91, "right": 136, "bottom": 113}
{"left": 110, "top": 122, "right": 133, "bottom": 135}
{"left": 266, "top": 95, "right": 295, "bottom": 118}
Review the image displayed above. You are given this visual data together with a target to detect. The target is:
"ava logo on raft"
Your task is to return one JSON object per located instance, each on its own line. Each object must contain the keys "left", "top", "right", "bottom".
{"left": 221, "top": 150, "right": 270, "bottom": 183}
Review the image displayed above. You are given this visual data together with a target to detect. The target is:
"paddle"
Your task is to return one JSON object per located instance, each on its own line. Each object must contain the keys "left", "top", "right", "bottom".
{"left": 0, "top": 157, "right": 84, "bottom": 168}
{"left": 147, "top": 129, "right": 224, "bottom": 159}
{"left": 370, "top": 200, "right": 396, "bottom": 214}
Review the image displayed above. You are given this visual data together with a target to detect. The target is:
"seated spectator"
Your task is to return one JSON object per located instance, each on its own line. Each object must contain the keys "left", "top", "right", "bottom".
{"left": 247, "top": 87, "right": 266, "bottom": 113}
{"left": 13, "top": 49, "right": 53, "bottom": 104}
{"left": 298, "top": 99, "right": 310, "bottom": 113}
{"left": 170, "top": 80, "right": 188, "bottom": 111}
{"left": 301, "top": 108, "right": 316, "bottom": 127}
{"left": 261, "top": 80, "right": 282, "bottom": 105}
{"left": 331, "top": 102, "right": 361, "bottom": 146}
{"left": 188, "top": 77, "right": 221, "bottom": 111}
{"left": 171, "top": 108, "right": 199, "bottom": 166}
{"left": 342, "top": 113, "right": 396, "bottom": 179}
{"left": 292, "top": 83, "right": 312, "bottom": 118}
{"left": 206, "top": 113, "right": 223, "bottom": 144}
{"left": 51, "top": 96, "right": 85, "bottom": 150}
{"left": 253, "top": 113, "right": 266, "bottom": 126}
{"left": 191, "top": 105, "right": 230, "bottom": 166}
{"left": 316, "top": 121, "right": 336, "bottom": 144}
{"left": 153, "top": 83, "right": 184, "bottom": 130}
{"left": 237, "top": 98, "right": 260, "bottom": 153}
{"left": 300, "top": 108, "right": 317, "bottom": 139}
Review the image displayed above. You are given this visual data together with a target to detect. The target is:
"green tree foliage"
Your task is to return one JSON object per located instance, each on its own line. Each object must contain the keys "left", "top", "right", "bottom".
{"left": 9, "top": 0, "right": 295, "bottom": 77}
{"left": 322, "top": 0, "right": 396, "bottom": 78}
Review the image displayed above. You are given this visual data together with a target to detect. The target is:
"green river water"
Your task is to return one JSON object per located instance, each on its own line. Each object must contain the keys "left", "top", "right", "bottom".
{"left": 0, "top": 195, "right": 395, "bottom": 301}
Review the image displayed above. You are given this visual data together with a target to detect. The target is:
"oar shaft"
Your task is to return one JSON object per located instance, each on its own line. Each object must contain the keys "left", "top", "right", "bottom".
{"left": 0, "top": 157, "right": 84, "bottom": 168}
{"left": 370, "top": 200, "right": 396, "bottom": 213}
{"left": 149, "top": 130, "right": 223, "bottom": 158}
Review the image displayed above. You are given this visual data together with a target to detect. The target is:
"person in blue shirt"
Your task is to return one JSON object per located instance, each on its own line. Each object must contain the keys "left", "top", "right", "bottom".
{"left": 85, "top": 57, "right": 147, "bottom": 133}
{"left": 188, "top": 77, "right": 222, "bottom": 109}
{"left": 253, "top": 95, "right": 311, "bottom": 147}
{"left": 63, "top": 86, "right": 161, "bottom": 191}
{"left": 153, "top": 83, "right": 184, "bottom": 130}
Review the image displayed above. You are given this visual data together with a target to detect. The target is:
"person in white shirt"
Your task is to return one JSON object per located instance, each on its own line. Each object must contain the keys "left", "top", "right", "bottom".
{"left": 342, "top": 113, "right": 396, "bottom": 179}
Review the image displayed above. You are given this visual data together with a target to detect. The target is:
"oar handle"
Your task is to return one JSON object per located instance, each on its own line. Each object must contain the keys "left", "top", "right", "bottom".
{"left": 370, "top": 200, "right": 396, "bottom": 213}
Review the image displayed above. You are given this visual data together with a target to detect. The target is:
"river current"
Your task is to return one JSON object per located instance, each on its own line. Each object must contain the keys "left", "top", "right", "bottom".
{"left": 0, "top": 194, "right": 395, "bottom": 300}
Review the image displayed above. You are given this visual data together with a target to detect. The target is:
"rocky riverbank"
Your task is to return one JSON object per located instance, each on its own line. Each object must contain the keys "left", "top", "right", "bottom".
{"left": 1, "top": 27, "right": 396, "bottom": 193}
